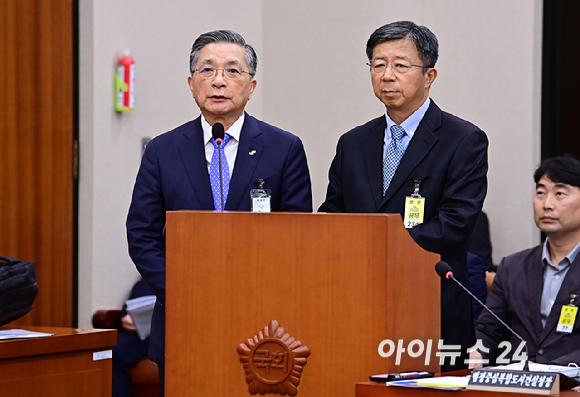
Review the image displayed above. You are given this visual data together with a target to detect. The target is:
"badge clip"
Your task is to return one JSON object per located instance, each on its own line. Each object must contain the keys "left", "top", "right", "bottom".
{"left": 411, "top": 180, "right": 422, "bottom": 198}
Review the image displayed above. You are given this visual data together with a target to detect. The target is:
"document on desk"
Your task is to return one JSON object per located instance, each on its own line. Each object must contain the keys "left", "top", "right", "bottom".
{"left": 495, "top": 362, "right": 580, "bottom": 378}
{"left": 0, "top": 329, "right": 53, "bottom": 340}
{"left": 126, "top": 295, "right": 156, "bottom": 340}
{"left": 387, "top": 376, "right": 470, "bottom": 391}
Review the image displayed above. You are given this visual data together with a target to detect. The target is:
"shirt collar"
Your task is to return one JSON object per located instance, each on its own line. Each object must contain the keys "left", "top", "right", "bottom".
{"left": 202, "top": 113, "right": 245, "bottom": 144}
{"left": 542, "top": 238, "right": 580, "bottom": 270}
{"left": 385, "top": 97, "right": 431, "bottom": 139}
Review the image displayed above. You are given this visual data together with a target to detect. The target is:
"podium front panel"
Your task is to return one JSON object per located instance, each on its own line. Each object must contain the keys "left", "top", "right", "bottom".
{"left": 166, "top": 212, "right": 440, "bottom": 397}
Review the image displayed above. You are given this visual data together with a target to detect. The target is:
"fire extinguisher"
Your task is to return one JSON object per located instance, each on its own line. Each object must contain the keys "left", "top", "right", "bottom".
{"left": 115, "top": 50, "right": 135, "bottom": 112}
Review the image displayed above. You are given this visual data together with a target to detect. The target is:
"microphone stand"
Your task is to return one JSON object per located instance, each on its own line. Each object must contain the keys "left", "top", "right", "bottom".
{"left": 446, "top": 272, "right": 530, "bottom": 371}
{"left": 217, "top": 140, "right": 224, "bottom": 211}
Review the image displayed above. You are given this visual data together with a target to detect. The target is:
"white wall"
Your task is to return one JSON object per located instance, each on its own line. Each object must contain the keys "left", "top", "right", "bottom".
{"left": 78, "top": 0, "right": 265, "bottom": 326}
{"left": 79, "top": 0, "right": 542, "bottom": 327}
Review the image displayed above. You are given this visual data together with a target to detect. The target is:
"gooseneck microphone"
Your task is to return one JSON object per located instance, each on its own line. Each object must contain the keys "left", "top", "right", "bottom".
{"left": 435, "top": 261, "right": 530, "bottom": 371}
{"left": 212, "top": 122, "right": 226, "bottom": 211}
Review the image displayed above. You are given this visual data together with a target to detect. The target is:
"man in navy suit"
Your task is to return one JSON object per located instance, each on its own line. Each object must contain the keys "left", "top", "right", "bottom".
{"left": 471, "top": 156, "right": 580, "bottom": 367}
{"left": 126, "top": 30, "right": 312, "bottom": 392}
{"left": 319, "top": 21, "right": 488, "bottom": 371}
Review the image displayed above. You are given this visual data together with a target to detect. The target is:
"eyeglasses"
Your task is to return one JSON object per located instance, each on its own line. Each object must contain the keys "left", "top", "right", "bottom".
{"left": 367, "top": 60, "right": 428, "bottom": 75}
{"left": 193, "top": 67, "right": 252, "bottom": 80}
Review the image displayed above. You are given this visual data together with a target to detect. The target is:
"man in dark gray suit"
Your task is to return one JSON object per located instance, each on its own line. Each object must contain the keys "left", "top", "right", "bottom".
{"left": 471, "top": 155, "right": 580, "bottom": 367}
{"left": 319, "top": 21, "right": 488, "bottom": 371}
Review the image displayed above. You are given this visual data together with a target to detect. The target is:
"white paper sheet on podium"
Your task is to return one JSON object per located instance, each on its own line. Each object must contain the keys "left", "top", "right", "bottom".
{"left": 0, "top": 329, "right": 53, "bottom": 340}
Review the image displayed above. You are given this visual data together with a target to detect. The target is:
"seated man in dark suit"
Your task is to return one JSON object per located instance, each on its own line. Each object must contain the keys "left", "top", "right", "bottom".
{"left": 471, "top": 155, "right": 580, "bottom": 367}
{"left": 126, "top": 29, "right": 312, "bottom": 394}
{"left": 112, "top": 278, "right": 153, "bottom": 397}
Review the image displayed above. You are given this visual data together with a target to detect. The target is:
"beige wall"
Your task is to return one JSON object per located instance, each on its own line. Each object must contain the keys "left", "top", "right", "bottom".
{"left": 78, "top": 0, "right": 542, "bottom": 327}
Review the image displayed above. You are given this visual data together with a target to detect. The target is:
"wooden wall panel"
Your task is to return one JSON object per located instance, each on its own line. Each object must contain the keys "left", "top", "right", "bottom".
{"left": 0, "top": 0, "right": 74, "bottom": 326}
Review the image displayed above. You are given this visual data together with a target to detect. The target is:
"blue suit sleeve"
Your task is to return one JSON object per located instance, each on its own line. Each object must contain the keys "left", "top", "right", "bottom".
{"left": 468, "top": 252, "right": 488, "bottom": 320}
{"left": 126, "top": 139, "right": 167, "bottom": 304}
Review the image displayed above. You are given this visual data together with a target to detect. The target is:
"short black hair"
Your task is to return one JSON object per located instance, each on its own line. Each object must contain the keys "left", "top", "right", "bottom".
{"left": 534, "top": 155, "right": 580, "bottom": 188}
{"left": 366, "top": 20, "right": 438, "bottom": 69}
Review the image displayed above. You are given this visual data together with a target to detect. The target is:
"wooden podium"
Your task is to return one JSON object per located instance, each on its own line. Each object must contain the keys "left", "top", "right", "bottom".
{"left": 166, "top": 212, "right": 440, "bottom": 397}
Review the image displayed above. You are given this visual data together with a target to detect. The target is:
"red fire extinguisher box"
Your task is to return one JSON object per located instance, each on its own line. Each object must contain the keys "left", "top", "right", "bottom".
{"left": 115, "top": 51, "right": 135, "bottom": 112}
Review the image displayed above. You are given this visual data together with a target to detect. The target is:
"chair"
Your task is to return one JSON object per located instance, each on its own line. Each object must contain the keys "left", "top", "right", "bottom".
{"left": 92, "top": 309, "right": 160, "bottom": 397}
{"left": 486, "top": 271, "right": 496, "bottom": 292}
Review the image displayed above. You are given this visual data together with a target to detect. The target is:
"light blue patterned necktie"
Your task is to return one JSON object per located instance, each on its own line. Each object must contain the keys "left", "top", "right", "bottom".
{"left": 210, "top": 133, "right": 232, "bottom": 211}
{"left": 383, "top": 125, "right": 406, "bottom": 195}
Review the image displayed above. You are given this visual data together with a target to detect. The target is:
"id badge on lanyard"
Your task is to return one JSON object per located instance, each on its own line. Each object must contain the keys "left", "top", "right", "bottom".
{"left": 250, "top": 179, "right": 271, "bottom": 213}
{"left": 404, "top": 180, "right": 425, "bottom": 229}
{"left": 557, "top": 294, "right": 578, "bottom": 334}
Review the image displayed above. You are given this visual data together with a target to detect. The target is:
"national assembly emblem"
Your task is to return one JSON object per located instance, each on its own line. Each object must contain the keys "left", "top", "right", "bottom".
{"left": 237, "top": 320, "right": 310, "bottom": 395}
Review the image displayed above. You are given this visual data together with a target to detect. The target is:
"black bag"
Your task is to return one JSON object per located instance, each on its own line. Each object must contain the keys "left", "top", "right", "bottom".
{"left": 0, "top": 255, "right": 39, "bottom": 326}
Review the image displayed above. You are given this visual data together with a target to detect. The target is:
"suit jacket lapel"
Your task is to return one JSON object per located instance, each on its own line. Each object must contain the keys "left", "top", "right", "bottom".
{"left": 178, "top": 117, "right": 215, "bottom": 210}
{"left": 226, "top": 114, "right": 263, "bottom": 210}
{"left": 540, "top": 253, "right": 580, "bottom": 342}
{"left": 380, "top": 101, "right": 441, "bottom": 206}
{"left": 528, "top": 248, "right": 545, "bottom": 341}
{"left": 362, "top": 116, "right": 386, "bottom": 209}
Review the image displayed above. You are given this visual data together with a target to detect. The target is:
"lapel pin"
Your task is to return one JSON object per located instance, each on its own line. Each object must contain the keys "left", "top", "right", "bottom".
{"left": 249, "top": 149, "right": 257, "bottom": 156}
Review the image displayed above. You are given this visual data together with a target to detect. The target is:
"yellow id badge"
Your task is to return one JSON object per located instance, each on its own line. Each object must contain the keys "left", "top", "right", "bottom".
{"left": 404, "top": 196, "right": 425, "bottom": 228}
{"left": 557, "top": 305, "right": 578, "bottom": 333}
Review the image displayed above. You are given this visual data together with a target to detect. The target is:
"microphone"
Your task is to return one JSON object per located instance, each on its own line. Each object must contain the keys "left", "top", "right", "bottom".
{"left": 212, "top": 122, "right": 226, "bottom": 211}
{"left": 212, "top": 122, "right": 225, "bottom": 144}
{"left": 434, "top": 261, "right": 530, "bottom": 371}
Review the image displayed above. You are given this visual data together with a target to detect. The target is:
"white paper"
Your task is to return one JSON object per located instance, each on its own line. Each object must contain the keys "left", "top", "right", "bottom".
{"left": 495, "top": 362, "right": 580, "bottom": 378}
{"left": 416, "top": 376, "right": 470, "bottom": 388}
{"left": 0, "top": 329, "right": 53, "bottom": 340}
{"left": 125, "top": 295, "right": 156, "bottom": 340}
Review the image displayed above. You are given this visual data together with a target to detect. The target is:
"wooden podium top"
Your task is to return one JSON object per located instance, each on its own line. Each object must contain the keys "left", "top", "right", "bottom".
{"left": 0, "top": 325, "right": 116, "bottom": 360}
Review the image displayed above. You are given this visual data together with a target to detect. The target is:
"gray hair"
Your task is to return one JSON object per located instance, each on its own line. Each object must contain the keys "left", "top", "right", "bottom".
{"left": 189, "top": 30, "right": 257, "bottom": 78}
{"left": 366, "top": 21, "right": 438, "bottom": 70}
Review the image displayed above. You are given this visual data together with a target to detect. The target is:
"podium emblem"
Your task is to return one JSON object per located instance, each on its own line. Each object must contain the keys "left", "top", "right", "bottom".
{"left": 237, "top": 320, "right": 310, "bottom": 396}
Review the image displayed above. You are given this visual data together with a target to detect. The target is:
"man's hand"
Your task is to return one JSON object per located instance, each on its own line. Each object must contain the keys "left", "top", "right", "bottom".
{"left": 469, "top": 350, "right": 484, "bottom": 369}
{"left": 121, "top": 314, "right": 137, "bottom": 332}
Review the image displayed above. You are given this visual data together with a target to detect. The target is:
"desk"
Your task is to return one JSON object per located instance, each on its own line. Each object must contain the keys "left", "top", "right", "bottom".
{"left": 356, "top": 371, "right": 580, "bottom": 397}
{"left": 0, "top": 326, "right": 116, "bottom": 397}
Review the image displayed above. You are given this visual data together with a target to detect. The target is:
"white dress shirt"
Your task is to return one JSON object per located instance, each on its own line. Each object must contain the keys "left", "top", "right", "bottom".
{"left": 201, "top": 113, "right": 244, "bottom": 176}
